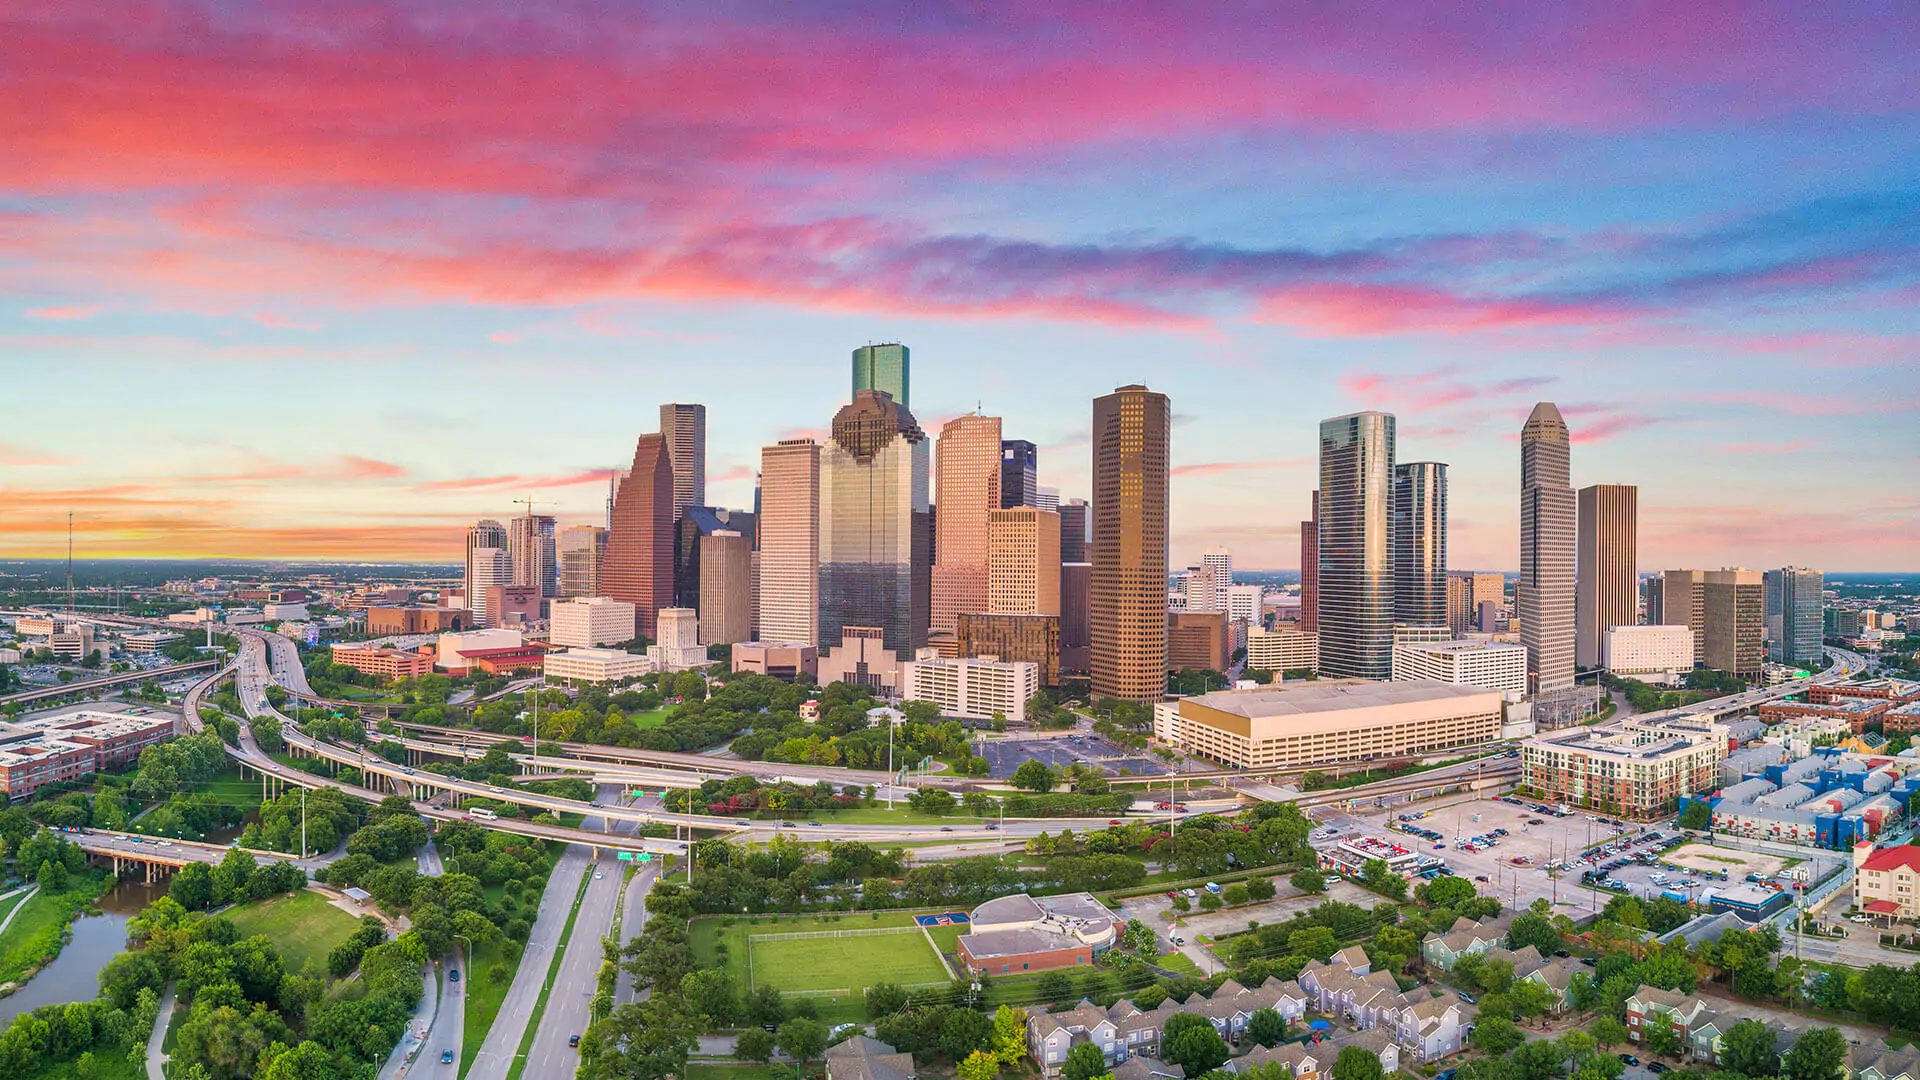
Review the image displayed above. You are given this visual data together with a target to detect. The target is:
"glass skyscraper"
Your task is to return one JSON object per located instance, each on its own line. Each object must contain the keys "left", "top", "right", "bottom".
{"left": 851, "top": 343, "right": 910, "bottom": 408}
{"left": 1519, "top": 402, "right": 1576, "bottom": 693}
{"left": 1765, "top": 566, "right": 1824, "bottom": 667}
{"left": 1393, "top": 461, "right": 1448, "bottom": 629}
{"left": 1317, "top": 412, "right": 1396, "bottom": 679}
{"left": 818, "top": 390, "right": 931, "bottom": 656}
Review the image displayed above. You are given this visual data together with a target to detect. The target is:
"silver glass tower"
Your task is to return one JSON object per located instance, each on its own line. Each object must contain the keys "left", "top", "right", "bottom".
{"left": 1317, "top": 412, "right": 1396, "bottom": 679}
{"left": 1519, "top": 402, "right": 1576, "bottom": 692}
{"left": 818, "top": 389, "right": 932, "bottom": 656}
{"left": 1765, "top": 566, "right": 1824, "bottom": 667}
{"left": 1393, "top": 461, "right": 1447, "bottom": 630}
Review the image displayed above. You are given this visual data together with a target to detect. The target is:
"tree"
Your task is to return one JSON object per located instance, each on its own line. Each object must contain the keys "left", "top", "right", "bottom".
{"left": 1720, "top": 1019, "right": 1780, "bottom": 1078}
{"left": 1198, "top": 891, "right": 1223, "bottom": 911}
{"left": 1645, "top": 1014, "right": 1683, "bottom": 1059}
{"left": 1162, "top": 1014, "right": 1229, "bottom": 1075}
{"left": 1357, "top": 859, "right": 1407, "bottom": 900}
{"left": 1421, "top": 875, "right": 1477, "bottom": 909}
{"left": 581, "top": 997, "right": 700, "bottom": 1080}
{"left": 1512, "top": 1040, "right": 1565, "bottom": 1080}
{"left": 1246, "top": 876, "right": 1277, "bottom": 902}
{"left": 991, "top": 1005, "right": 1029, "bottom": 1067}
{"left": 1678, "top": 802, "right": 1712, "bottom": 830}
{"left": 1507, "top": 913, "right": 1559, "bottom": 954}
{"left": 1063, "top": 1042, "right": 1110, "bottom": 1080}
{"left": 170, "top": 862, "right": 214, "bottom": 910}
{"left": 733, "top": 1028, "right": 775, "bottom": 1064}
{"left": 1223, "top": 883, "right": 1250, "bottom": 906}
{"left": 1290, "top": 868, "right": 1326, "bottom": 894}
{"left": 1590, "top": 1017, "right": 1628, "bottom": 1051}
{"left": 681, "top": 969, "right": 740, "bottom": 1027}
{"left": 1037, "top": 972, "right": 1074, "bottom": 1003}
{"left": 1011, "top": 760, "right": 1056, "bottom": 793}
{"left": 1247, "top": 1007, "right": 1287, "bottom": 1048}
{"left": 866, "top": 982, "right": 908, "bottom": 1019}
{"left": 1332, "top": 1045, "right": 1386, "bottom": 1080}
{"left": 37, "top": 857, "right": 68, "bottom": 892}
{"left": 1471, "top": 1017, "right": 1526, "bottom": 1056}
{"left": 1782, "top": 1027, "right": 1847, "bottom": 1080}
{"left": 960, "top": 1050, "right": 1003, "bottom": 1080}
{"left": 777, "top": 1017, "right": 828, "bottom": 1068}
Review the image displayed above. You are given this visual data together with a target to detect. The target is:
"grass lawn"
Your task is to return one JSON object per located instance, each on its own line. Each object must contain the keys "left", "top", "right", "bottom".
{"left": 797, "top": 807, "right": 986, "bottom": 825}
{"left": 0, "top": 874, "right": 111, "bottom": 986}
{"left": 0, "top": 889, "right": 33, "bottom": 928}
{"left": 225, "top": 890, "right": 363, "bottom": 975}
{"left": 628, "top": 707, "right": 675, "bottom": 730}
{"left": 692, "top": 912, "right": 948, "bottom": 996}
{"left": 924, "top": 922, "right": 968, "bottom": 955}
{"left": 1157, "top": 952, "right": 1202, "bottom": 976}
{"left": 688, "top": 1066, "right": 792, "bottom": 1080}
{"left": 461, "top": 936, "right": 516, "bottom": 1077}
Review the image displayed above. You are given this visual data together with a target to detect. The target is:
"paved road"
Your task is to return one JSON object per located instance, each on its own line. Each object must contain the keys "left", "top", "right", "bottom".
{"left": 467, "top": 845, "right": 589, "bottom": 1080}
{"left": 419, "top": 844, "right": 465, "bottom": 1078}
{"left": 145, "top": 982, "right": 175, "bottom": 1080}
{"left": 524, "top": 787, "right": 628, "bottom": 1080}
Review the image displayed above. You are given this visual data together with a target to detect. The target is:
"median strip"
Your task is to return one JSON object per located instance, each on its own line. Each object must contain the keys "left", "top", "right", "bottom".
{"left": 503, "top": 862, "right": 594, "bottom": 1080}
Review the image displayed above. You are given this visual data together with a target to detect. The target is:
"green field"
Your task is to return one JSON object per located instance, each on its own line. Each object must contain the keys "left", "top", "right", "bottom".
{"left": 225, "top": 890, "right": 364, "bottom": 974}
{"left": 0, "top": 875, "right": 112, "bottom": 986}
{"left": 628, "top": 708, "right": 674, "bottom": 730}
{"left": 692, "top": 913, "right": 949, "bottom": 996}
{"left": 688, "top": 1066, "right": 788, "bottom": 1080}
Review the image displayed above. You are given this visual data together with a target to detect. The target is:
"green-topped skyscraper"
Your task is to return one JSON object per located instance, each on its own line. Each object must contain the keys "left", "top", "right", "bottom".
{"left": 851, "top": 343, "right": 909, "bottom": 408}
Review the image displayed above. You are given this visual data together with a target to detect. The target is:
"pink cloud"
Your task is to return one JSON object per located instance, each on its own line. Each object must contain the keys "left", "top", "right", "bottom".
{"left": 1170, "top": 460, "right": 1308, "bottom": 477}
{"left": 251, "top": 311, "right": 319, "bottom": 330}
{"left": 0, "top": 443, "right": 71, "bottom": 466}
{"left": 178, "top": 454, "right": 409, "bottom": 484}
{"left": 410, "top": 469, "right": 614, "bottom": 494}
{"left": 1259, "top": 284, "right": 1625, "bottom": 338}
{"left": 1689, "top": 391, "right": 1916, "bottom": 416}
{"left": 25, "top": 304, "right": 103, "bottom": 321}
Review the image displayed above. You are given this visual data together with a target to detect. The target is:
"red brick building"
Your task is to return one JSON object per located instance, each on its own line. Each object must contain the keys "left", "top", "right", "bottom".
{"left": 1757, "top": 698, "right": 1890, "bottom": 732}
{"left": 0, "top": 711, "right": 176, "bottom": 799}
{"left": 330, "top": 646, "right": 436, "bottom": 681}
{"left": 368, "top": 605, "right": 468, "bottom": 635}
{"left": 955, "top": 892, "right": 1121, "bottom": 976}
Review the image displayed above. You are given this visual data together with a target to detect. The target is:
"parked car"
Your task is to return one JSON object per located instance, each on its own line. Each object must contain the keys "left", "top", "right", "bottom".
{"left": 1648, "top": 1063, "right": 1670, "bottom": 1074}
{"left": 1620, "top": 1056, "right": 1639, "bottom": 1066}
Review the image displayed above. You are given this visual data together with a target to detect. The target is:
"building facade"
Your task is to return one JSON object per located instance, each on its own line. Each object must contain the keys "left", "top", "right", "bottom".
{"left": 1393, "top": 462, "right": 1448, "bottom": 630}
{"left": 1001, "top": 439, "right": 1038, "bottom": 509}
{"left": 508, "top": 513, "right": 558, "bottom": 598}
{"left": 954, "top": 613, "right": 1060, "bottom": 687}
{"left": 988, "top": 507, "right": 1062, "bottom": 617}
{"left": 1765, "top": 566, "right": 1825, "bottom": 667}
{"left": 1160, "top": 680, "right": 1502, "bottom": 771}
{"left": 1246, "top": 626, "right": 1317, "bottom": 674}
{"left": 818, "top": 390, "right": 932, "bottom": 657}
{"left": 1704, "top": 569, "right": 1766, "bottom": 678}
{"left": 930, "top": 414, "right": 1003, "bottom": 634}
{"left": 1060, "top": 563, "right": 1091, "bottom": 674}
{"left": 1089, "top": 385, "right": 1171, "bottom": 702}
{"left": 367, "top": 606, "right": 467, "bottom": 635}
{"left": 1576, "top": 483, "right": 1638, "bottom": 670}
{"left": 544, "top": 647, "right": 652, "bottom": 685}
{"left": 1299, "top": 490, "right": 1319, "bottom": 635}
{"left": 467, "top": 547, "right": 512, "bottom": 629}
{"left": 698, "top": 530, "right": 753, "bottom": 645}
{"left": 557, "top": 524, "right": 606, "bottom": 598}
{"left": 758, "top": 439, "right": 821, "bottom": 646}
{"left": 1059, "top": 499, "right": 1089, "bottom": 563}
{"left": 1167, "top": 611, "right": 1229, "bottom": 673}
{"left": 1391, "top": 639, "right": 1528, "bottom": 696}
{"left": 549, "top": 596, "right": 638, "bottom": 648}
{"left": 1663, "top": 569, "right": 1708, "bottom": 666}
{"left": 851, "top": 343, "right": 910, "bottom": 407}
{"left": 603, "top": 432, "right": 675, "bottom": 639}
{"left": 658, "top": 402, "right": 707, "bottom": 520}
{"left": 1518, "top": 402, "right": 1576, "bottom": 693}
{"left": 1603, "top": 625, "right": 1695, "bottom": 684}
{"left": 1521, "top": 725, "right": 1725, "bottom": 816}
{"left": 1318, "top": 413, "right": 1396, "bottom": 679}
{"left": 729, "top": 642, "right": 818, "bottom": 681}
{"left": 901, "top": 652, "right": 1041, "bottom": 722}
{"left": 464, "top": 519, "right": 508, "bottom": 620}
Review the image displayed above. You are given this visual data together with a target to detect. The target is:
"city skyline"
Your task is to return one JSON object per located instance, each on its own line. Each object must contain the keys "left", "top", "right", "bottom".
{"left": 2, "top": 5, "right": 1916, "bottom": 571}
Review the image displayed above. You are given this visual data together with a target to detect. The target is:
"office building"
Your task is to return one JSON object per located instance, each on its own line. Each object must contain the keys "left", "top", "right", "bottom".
{"left": 1060, "top": 563, "right": 1091, "bottom": 674}
{"left": 757, "top": 439, "right": 821, "bottom": 646}
{"left": 646, "top": 608, "right": 708, "bottom": 672}
{"left": 901, "top": 652, "right": 1041, "bottom": 722}
{"left": 328, "top": 645, "right": 435, "bottom": 681}
{"left": 1226, "top": 584, "right": 1263, "bottom": 628}
{"left": 698, "top": 530, "right": 753, "bottom": 645}
{"left": 1518, "top": 402, "right": 1575, "bottom": 693}
{"left": 658, "top": 403, "right": 707, "bottom": 520}
{"left": 603, "top": 433, "right": 675, "bottom": 639}
{"left": 988, "top": 507, "right": 1061, "bottom": 616}
{"left": 1156, "top": 680, "right": 1502, "bottom": 771}
{"left": 818, "top": 390, "right": 932, "bottom": 657}
{"left": 1522, "top": 725, "right": 1726, "bottom": 817}
{"left": 931, "top": 415, "right": 1003, "bottom": 634}
{"left": 367, "top": 606, "right": 467, "bottom": 635}
{"left": 1446, "top": 572, "right": 1499, "bottom": 634}
{"left": 1090, "top": 385, "right": 1171, "bottom": 702}
{"left": 955, "top": 613, "right": 1060, "bottom": 686}
{"left": 1393, "top": 462, "right": 1448, "bottom": 630}
{"left": 1317, "top": 412, "right": 1396, "bottom": 680}
{"left": 729, "top": 642, "right": 818, "bottom": 681}
{"left": 485, "top": 584, "right": 542, "bottom": 628}
{"left": 464, "top": 519, "right": 508, "bottom": 617}
{"left": 1058, "top": 499, "right": 1089, "bottom": 563}
{"left": 1246, "top": 626, "right": 1317, "bottom": 674}
{"left": 1199, "top": 547, "right": 1233, "bottom": 613}
{"left": 815, "top": 626, "right": 904, "bottom": 694}
{"left": 549, "top": 596, "right": 638, "bottom": 649}
{"left": 557, "top": 525, "right": 606, "bottom": 598}
{"left": 674, "top": 506, "right": 755, "bottom": 612}
{"left": 467, "top": 546, "right": 512, "bottom": 628}
{"left": 544, "top": 647, "right": 653, "bottom": 685}
{"left": 1392, "top": 639, "right": 1528, "bottom": 696}
{"left": 1642, "top": 576, "right": 1664, "bottom": 625}
{"left": 851, "top": 343, "right": 910, "bottom": 407}
{"left": 121, "top": 632, "right": 183, "bottom": 654}
{"left": 0, "top": 711, "right": 178, "bottom": 799}
{"left": 1704, "top": 569, "right": 1766, "bottom": 678}
{"left": 1576, "top": 484, "right": 1638, "bottom": 670}
{"left": 1603, "top": 625, "right": 1695, "bottom": 685}
{"left": 1034, "top": 486, "right": 1060, "bottom": 512}
{"left": 1299, "top": 490, "right": 1319, "bottom": 635}
{"left": 1001, "top": 439, "right": 1038, "bottom": 509}
{"left": 1167, "top": 611, "right": 1229, "bottom": 673}
{"left": 1765, "top": 567, "right": 1825, "bottom": 667}
{"left": 1663, "top": 569, "right": 1708, "bottom": 666}
{"left": 436, "top": 629, "right": 525, "bottom": 671}
{"left": 508, "top": 514, "right": 558, "bottom": 598}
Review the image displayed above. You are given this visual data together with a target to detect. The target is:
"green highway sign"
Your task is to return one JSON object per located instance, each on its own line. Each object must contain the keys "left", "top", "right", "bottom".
{"left": 638, "top": 853, "right": 652, "bottom": 862}
{"left": 617, "top": 852, "right": 632, "bottom": 861}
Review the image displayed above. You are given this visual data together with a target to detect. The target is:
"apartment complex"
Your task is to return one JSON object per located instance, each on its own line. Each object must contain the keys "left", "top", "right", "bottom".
{"left": 1853, "top": 844, "right": 1920, "bottom": 920}
{"left": 1521, "top": 724, "right": 1726, "bottom": 816}
{"left": 1154, "top": 680, "right": 1502, "bottom": 771}
{"left": 900, "top": 652, "right": 1041, "bottom": 722}
{"left": 549, "top": 596, "right": 638, "bottom": 648}
{"left": 1390, "top": 639, "right": 1528, "bottom": 696}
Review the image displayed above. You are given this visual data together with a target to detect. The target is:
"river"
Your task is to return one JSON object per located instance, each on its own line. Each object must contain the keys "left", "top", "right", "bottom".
{"left": 0, "top": 876, "right": 167, "bottom": 1026}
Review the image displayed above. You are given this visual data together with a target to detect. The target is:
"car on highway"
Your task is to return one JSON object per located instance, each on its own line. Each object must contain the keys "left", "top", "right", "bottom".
{"left": 941, "top": 826, "right": 954, "bottom": 832}
{"left": 442, "top": 1050, "right": 455, "bottom": 1064}
{"left": 569, "top": 1035, "right": 581, "bottom": 1048}
{"left": 807, "top": 821, "right": 822, "bottom": 827}
{"left": 448, "top": 969, "right": 460, "bottom": 982}
{"left": 985, "top": 823, "right": 999, "bottom": 830}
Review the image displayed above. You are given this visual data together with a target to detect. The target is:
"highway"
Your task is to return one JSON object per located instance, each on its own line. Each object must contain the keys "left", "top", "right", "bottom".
{"left": 467, "top": 845, "right": 593, "bottom": 1080}
{"left": 72, "top": 830, "right": 332, "bottom": 873}
{"left": 522, "top": 783, "right": 630, "bottom": 1080}
{"left": 0, "top": 658, "right": 222, "bottom": 706}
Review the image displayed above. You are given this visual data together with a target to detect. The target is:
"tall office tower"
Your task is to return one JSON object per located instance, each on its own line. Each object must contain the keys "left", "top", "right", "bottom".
{"left": 1317, "top": 413, "right": 1396, "bottom": 680}
{"left": 1035, "top": 486, "right": 1061, "bottom": 512}
{"left": 758, "top": 440, "right": 821, "bottom": 645}
{"left": 1446, "top": 572, "right": 1475, "bottom": 634}
{"left": 1393, "top": 462, "right": 1448, "bottom": 630}
{"left": 467, "top": 547, "right": 512, "bottom": 628}
{"left": 1575, "top": 484, "right": 1638, "bottom": 670}
{"left": 658, "top": 403, "right": 707, "bottom": 521}
{"left": 674, "top": 507, "right": 756, "bottom": 611}
{"left": 930, "top": 415, "right": 1002, "bottom": 634}
{"left": 1201, "top": 547, "right": 1233, "bottom": 612}
{"left": 464, "top": 519, "right": 507, "bottom": 615}
{"left": 697, "top": 530, "right": 753, "bottom": 645}
{"left": 988, "top": 507, "right": 1062, "bottom": 616}
{"left": 1705, "top": 568, "right": 1766, "bottom": 677}
{"left": 508, "top": 514, "right": 558, "bottom": 597}
{"left": 557, "top": 525, "right": 607, "bottom": 598}
{"left": 1226, "top": 584, "right": 1263, "bottom": 627}
{"left": 1000, "top": 440, "right": 1038, "bottom": 508}
{"left": 606, "top": 469, "right": 627, "bottom": 531}
{"left": 1642, "top": 575, "right": 1664, "bottom": 624}
{"left": 851, "top": 343, "right": 910, "bottom": 407}
{"left": 818, "top": 390, "right": 932, "bottom": 656}
{"left": 1179, "top": 565, "right": 1217, "bottom": 613}
{"left": 1059, "top": 499, "right": 1089, "bottom": 563}
{"left": 1663, "top": 568, "right": 1708, "bottom": 665}
{"left": 1299, "top": 491, "right": 1320, "bottom": 634}
{"left": 1764, "top": 566, "right": 1825, "bottom": 667}
{"left": 1518, "top": 402, "right": 1575, "bottom": 693}
{"left": 1061, "top": 562, "right": 1092, "bottom": 670}
{"left": 1090, "top": 385, "right": 1171, "bottom": 702}
{"left": 602, "top": 433, "right": 675, "bottom": 639}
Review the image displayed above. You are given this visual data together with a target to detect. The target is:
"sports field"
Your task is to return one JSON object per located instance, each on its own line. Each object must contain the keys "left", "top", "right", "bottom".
{"left": 692, "top": 912, "right": 951, "bottom": 994}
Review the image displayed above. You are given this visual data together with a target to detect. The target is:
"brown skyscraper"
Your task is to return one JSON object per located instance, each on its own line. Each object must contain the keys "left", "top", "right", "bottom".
{"left": 1663, "top": 568, "right": 1708, "bottom": 666}
{"left": 1705, "top": 568, "right": 1766, "bottom": 678}
{"left": 1090, "top": 385, "right": 1170, "bottom": 702}
{"left": 1576, "top": 484, "right": 1638, "bottom": 669}
{"left": 930, "top": 414, "right": 1002, "bottom": 634}
{"left": 1299, "top": 491, "right": 1319, "bottom": 633}
{"left": 602, "top": 433, "right": 674, "bottom": 638}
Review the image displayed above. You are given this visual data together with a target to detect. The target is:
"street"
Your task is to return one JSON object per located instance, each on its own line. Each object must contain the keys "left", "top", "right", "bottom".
{"left": 522, "top": 785, "right": 631, "bottom": 1080}
{"left": 467, "top": 844, "right": 592, "bottom": 1080}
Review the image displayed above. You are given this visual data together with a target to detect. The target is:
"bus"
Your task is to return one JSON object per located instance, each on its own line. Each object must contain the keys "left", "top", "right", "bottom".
{"left": 468, "top": 807, "right": 498, "bottom": 821}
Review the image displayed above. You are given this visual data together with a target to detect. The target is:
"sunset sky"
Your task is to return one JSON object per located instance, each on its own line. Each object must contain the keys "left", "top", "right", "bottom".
{"left": 2, "top": 2, "right": 1916, "bottom": 570}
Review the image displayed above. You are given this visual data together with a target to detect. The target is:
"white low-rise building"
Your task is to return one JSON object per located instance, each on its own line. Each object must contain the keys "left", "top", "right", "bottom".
{"left": 1604, "top": 625, "right": 1695, "bottom": 685}
{"left": 549, "top": 597, "right": 638, "bottom": 648}
{"left": 122, "top": 631, "right": 184, "bottom": 654}
{"left": 900, "top": 651, "right": 1040, "bottom": 722}
{"left": 436, "top": 628, "right": 524, "bottom": 669}
{"left": 543, "top": 647, "right": 652, "bottom": 685}
{"left": 1246, "top": 626, "right": 1317, "bottom": 673}
{"left": 646, "top": 608, "right": 709, "bottom": 673}
{"left": 263, "top": 602, "right": 310, "bottom": 621}
{"left": 1391, "top": 639, "right": 1528, "bottom": 696}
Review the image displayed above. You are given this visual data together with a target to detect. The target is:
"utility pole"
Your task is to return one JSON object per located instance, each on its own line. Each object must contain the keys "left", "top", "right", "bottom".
{"left": 301, "top": 787, "right": 308, "bottom": 858}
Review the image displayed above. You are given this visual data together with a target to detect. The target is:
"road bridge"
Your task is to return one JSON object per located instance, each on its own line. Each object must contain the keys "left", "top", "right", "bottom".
{"left": 72, "top": 831, "right": 327, "bottom": 883}
{"left": 0, "top": 658, "right": 222, "bottom": 706}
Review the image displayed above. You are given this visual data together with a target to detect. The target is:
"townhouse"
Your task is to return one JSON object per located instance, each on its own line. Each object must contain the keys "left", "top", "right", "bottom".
{"left": 1420, "top": 915, "right": 1511, "bottom": 970}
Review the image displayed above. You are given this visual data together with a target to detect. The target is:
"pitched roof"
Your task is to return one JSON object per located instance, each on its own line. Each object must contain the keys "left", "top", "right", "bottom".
{"left": 1860, "top": 846, "right": 1920, "bottom": 874}
{"left": 826, "top": 1037, "right": 916, "bottom": 1080}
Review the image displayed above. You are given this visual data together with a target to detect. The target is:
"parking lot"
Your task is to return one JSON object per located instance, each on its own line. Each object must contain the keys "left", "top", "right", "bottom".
{"left": 975, "top": 733, "right": 1168, "bottom": 778}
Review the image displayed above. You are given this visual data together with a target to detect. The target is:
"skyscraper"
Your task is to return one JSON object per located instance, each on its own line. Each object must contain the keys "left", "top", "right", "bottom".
{"left": 988, "top": 507, "right": 1061, "bottom": 616}
{"left": 1393, "top": 462, "right": 1447, "bottom": 630}
{"left": 1575, "top": 484, "right": 1638, "bottom": 669}
{"left": 508, "top": 513, "right": 558, "bottom": 598}
{"left": 557, "top": 525, "right": 606, "bottom": 598}
{"left": 1642, "top": 575, "right": 1664, "bottom": 624}
{"left": 1059, "top": 499, "right": 1089, "bottom": 563}
{"left": 1663, "top": 568, "right": 1708, "bottom": 665}
{"left": 658, "top": 403, "right": 707, "bottom": 521}
{"left": 464, "top": 519, "right": 507, "bottom": 615}
{"left": 1201, "top": 547, "right": 1233, "bottom": 613}
{"left": 602, "top": 433, "right": 675, "bottom": 639}
{"left": 468, "top": 547, "right": 511, "bottom": 628}
{"left": 674, "top": 507, "right": 756, "bottom": 612}
{"left": 1090, "top": 385, "right": 1170, "bottom": 702}
{"left": 818, "top": 390, "right": 932, "bottom": 656}
{"left": 1000, "top": 440, "right": 1038, "bottom": 508}
{"left": 757, "top": 439, "right": 821, "bottom": 645}
{"left": 1518, "top": 402, "right": 1575, "bottom": 693}
{"left": 1765, "top": 566, "right": 1825, "bottom": 667}
{"left": 1317, "top": 413, "right": 1396, "bottom": 680}
{"left": 698, "top": 530, "right": 753, "bottom": 646}
{"left": 851, "top": 343, "right": 910, "bottom": 407}
{"left": 930, "top": 415, "right": 1002, "bottom": 634}
{"left": 1299, "top": 491, "right": 1319, "bottom": 635}
{"left": 1705, "top": 569, "right": 1765, "bottom": 677}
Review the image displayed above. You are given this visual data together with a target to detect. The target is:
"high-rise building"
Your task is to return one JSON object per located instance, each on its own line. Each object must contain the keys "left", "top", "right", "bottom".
{"left": 1575, "top": 484, "right": 1637, "bottom": 670}
{"left": 955, "top": 612, "right": 1060, "bottom": 686}
{"left": 1061, "top": 562, "right": 1091, "bottom": 673}
{"left": 1393, "top": 462, "right": 1447, "bottom": 630}
{"left": 1447, "top": 572, "right": 1507, "bottom": 634}
{"left": 1000, "top": 440, "right": 1038, "bottom": 508}
{"left": 602, "top": 433, "right": 675, "bottom": 639}
{"left": 1090, "top": 385, "right": 1171, "bottom": 702}
{"left": 988, "top": 506, "right": 1061, "bottom": 616}
{"left": 1059, "top": 499, "right": 1089, "bottom": 563}
{"left": 464, "top": 519, "right": 507, "bottom": 616}
{"left": 1201, "top": 547, "right": 1233, "bottom": 613}
{"left": 1317, "top": 412, "right": 1396, "bottom": 680}
{"left": 851, "top": 343, "right": 909, "bottom": 407}
{"left": 508, "top": 514, "right": 558, "bottom": 598}
{"left": 467, "top": 546, "right": 511, "bottom": 628}
{"left": 698, "top": 530, "right": 753, "bottom": 646}
{"left": 557, "top": 525, "right": 606, "bottom": 598}
{"left": 658, "top": 403, "right": 708, "bottom": 521}
{"left": 1662, "top": 568, "right": 1708, "bottom": 666}
{"left": 1167, "top": 611, "right": 1230, "bottom": 672}
{"left": 1225, "top": 584, "right": 1263, "bottom": 628}
{"left": 1299, "top": 491, "right": 1320, "bottom": 634}
{"left": 1642, "top": 575, "right": 1664, "bottom": 624}
{"left": 757, "top": 440, "right": 821, "bottom": 646}
{"left": 930, "top": 415, "right": 1003, "bottom": 634}
{"left": 674, "top": 506, "right": 755, "bottom": 612}
{"left": 550, "top": 596, "right": 638, "bottom": 648}
{"left": 1765, "top": 567, "right": 1825, "bottom": 667}
{"left": 1705, "top": 568, "right": 1766, "bottom": 678}
{"left": 818, "top": 390, "right": 932, "bottom": 657}
{"left": 1035, "top": 486, "right": 1061, "bottom": 512}
{"left": 1518, "top": 402, "right": 1575, "bottom": 693}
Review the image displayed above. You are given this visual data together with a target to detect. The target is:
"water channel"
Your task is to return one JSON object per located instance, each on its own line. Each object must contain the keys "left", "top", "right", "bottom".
{"left": 0, "top": 876, "right": 168, "bottom": 1026}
